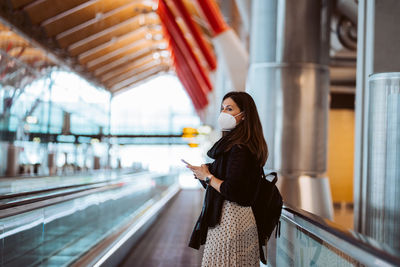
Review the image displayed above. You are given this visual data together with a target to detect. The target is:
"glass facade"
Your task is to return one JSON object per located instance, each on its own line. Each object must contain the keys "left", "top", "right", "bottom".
{"left": 0, "top": 64, "right": 202, "bottom": 177}
{"left": 0, "top": 66, "right": 112, "bottom": 176}
{"left": 110, "top": 74, "right": 200, "bottom": 135}
{"left": 0, "top": 69, "right": 111, "bottom": 137}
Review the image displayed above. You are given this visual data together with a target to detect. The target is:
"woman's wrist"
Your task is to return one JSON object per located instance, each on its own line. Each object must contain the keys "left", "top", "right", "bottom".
{"left": 204, "top": 174, "right": 212, "bottom": 184}
{"left": 208, "top": 175, "right": 222, "bottom": 193}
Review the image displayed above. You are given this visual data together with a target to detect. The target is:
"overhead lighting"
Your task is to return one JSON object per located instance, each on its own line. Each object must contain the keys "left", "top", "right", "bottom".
{"left": 158, "top": 43, "right": 168, "bottom": 49}
{"left": 26, "top": 116, "right": 38, "bottom": 124}
{"left": 152, "top": 53, "right": 160, "bottom": 59}
{"left": 160, "top": 50, "right": 170, "bottom": 58}
{"left": 153, "top": 33, "right": 163, "bottom": 41}
{"left": 139, "top": 14, "right": 146, "bottom": 26}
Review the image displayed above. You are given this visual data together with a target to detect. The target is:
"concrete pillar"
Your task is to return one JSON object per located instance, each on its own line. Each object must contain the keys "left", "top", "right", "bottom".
{"left": 48, "top": 152, "right": 56, "bottom": 176}
{"left": 94, "top": 156, "right": 101, "bottom": 170}
{"left": 6, "top": 144, "right": 19, "bottom": 176}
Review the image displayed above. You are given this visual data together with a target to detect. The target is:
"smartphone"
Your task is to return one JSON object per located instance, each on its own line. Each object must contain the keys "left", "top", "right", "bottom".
{"left": 181, "top": 159, "right": 191, "bottom": 165}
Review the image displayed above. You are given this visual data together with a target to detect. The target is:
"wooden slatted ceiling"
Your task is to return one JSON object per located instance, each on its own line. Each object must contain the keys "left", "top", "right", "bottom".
{"left": 10, "top": 0, "right": 35, "bottom": 9}
{"left": 103, "top": 53, "right": 157, "bottom": 85}
{"left": 99, "top": 50, "right": 168, "bottom": 87}
{"left": 24, "top": 0, "right": 88, "bottom": 24}
{"left": 93, "top": 40, "right": 165, "bottom": 76}
{"left": 0, "top": 22, "right": 54, "bottom": 69}
{"left": 2, "top": 0, "right": 217, "bottom": 94}
{"left": 18, "top": 48, "right": 51, "bottom": 62}
{"left": 110, "top": 63, "right": 169, "bottom": 92}
{"left": 68, "top": 13, "right": 160, "bottom": 56}
{"left": 42, "top": 0, "right": 140, "bottom": 37}
{"left": 0, "top": 31, "right": 28, "bottom": 50}
{"left": 87, "top": 39, "right": 166, "bottom": 72}
{"left": 97, "top": 48, "right": 157, "bottom": 80}
{"left": 111, "top": 65, "right": 169, "bottom": 94}
{"left": 8, "top": 46, "right": 26, "bottom": 56}
{"left": 56, "top": 1, "right": 155, "bottom": 47}
{"left": 78, "top": 27, "right": 161, "bottom": 64}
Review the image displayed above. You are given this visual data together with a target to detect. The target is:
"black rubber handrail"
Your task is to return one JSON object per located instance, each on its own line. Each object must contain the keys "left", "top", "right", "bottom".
{"left": 0, "top": 180, "right": 107, "bottom": 201}
{"left": 0, "top": 171, "right": 147, "bottom": 205}
{"left": 0, "top": 182, "right": 124, "bottom": 219}
{"left": 0, "top": 172, "right": 156, "bottom": 216}
{"left": 0, "top": 169, "right": 141, "bottom": 195}
{"left": 282, "top": 204, "right": 400, "bottom": 266}
{"left": 0, "top": 182, "right": 108, "bottom": 210}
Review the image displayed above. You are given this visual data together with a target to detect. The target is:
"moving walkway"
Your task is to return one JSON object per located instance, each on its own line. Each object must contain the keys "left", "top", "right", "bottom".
{"left": 1, "top": 171, "right": 399, "bottom": 267}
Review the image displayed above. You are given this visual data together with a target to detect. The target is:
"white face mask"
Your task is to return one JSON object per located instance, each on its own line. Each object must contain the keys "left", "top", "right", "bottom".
{"left": 218, "top": 112, "right": 243, "bottom": 131}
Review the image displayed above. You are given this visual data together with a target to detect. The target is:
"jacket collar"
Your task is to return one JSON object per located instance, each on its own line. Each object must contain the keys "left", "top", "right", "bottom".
{"left": 207, "top": 130, "right": 235, "bottom": 159}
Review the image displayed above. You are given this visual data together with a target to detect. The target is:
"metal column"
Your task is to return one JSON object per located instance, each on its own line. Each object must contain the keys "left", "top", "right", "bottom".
{"left": 248, "top": 0, "right": 333, "bottom": 218}
{"left": 355, "top": 0, "right": 400, "bottom": 250}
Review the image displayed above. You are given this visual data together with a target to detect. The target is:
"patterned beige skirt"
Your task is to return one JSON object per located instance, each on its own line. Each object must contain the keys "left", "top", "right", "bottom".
{"left": 201, "top": 200, "right": 260, "bottom": 267}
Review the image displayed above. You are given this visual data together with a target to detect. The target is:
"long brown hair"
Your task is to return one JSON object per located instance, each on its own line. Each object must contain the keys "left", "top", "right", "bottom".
{"left": 222, "top": 91, "right": 268, "bottom": 166}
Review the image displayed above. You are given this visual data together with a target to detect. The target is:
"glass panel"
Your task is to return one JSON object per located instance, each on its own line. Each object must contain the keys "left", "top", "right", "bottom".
{"left": 0, "top": 173, "right": 178, "bottom": 266}
{"left": 0, "top": 209, "right": 45, "bottom": 266}
{"left": 267, "top": 208, "right": 400, "bottom": 267}
{"left": 268, "top": 217, "right": 359, "bottom": 266}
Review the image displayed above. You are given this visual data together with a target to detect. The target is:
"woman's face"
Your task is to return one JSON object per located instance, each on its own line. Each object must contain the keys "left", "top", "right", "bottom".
{"left": 221, "top": 97, "right": 244, "bottom": 123}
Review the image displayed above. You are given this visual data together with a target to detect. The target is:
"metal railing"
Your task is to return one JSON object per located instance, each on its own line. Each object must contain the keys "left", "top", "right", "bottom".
{"left": 267, "top": 204, "right": 400, "bottom": 267}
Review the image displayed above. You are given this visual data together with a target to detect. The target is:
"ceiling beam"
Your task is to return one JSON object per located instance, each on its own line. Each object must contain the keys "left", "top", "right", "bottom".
{"left": 105, "top": 58, "right": 163, "bottom": 87}
{"left": 93, "top": 41, "right": 166, "bottom": 76}
{"left": 96, "top": 49, "right": 156, "bottom": 80}
{"left": 41, "top": 0, "right": 136, "bottom": 37}
{"left": 0, "top": 31, "right": 28, "bottom": 49}
{"left": 100, "top": 53, "right": 157, "bottom": 83}
{"left": 24, "top": 0, "right": 87, "bottom": 25}
{"left": 110, "top": 64, "right": 170, "bottom": 93}
{"left": 112, "top": 67, "right": 169, "bottom": 95}
{"left": 87, "top": 39, "right": 150, "bottom": 71}
{"left": 78, "top": 27, "right": 162, "bottom": 65}
{"left": 10, "top": 0, "right": 36, "bottom": 9}
{"left": 55, "top": 1, "right": 155, "bottom": 44}
{"left": 0, "top": 4, "right": 105, "bottom": 90}
{"left": 67, "top": 13, "right": 160, "bottom": 56}
{"left": 17, "top": 47, "right": 52, "bottom": 62}
{"left": 86, "top": 38, "right": 166, "bottom": 71}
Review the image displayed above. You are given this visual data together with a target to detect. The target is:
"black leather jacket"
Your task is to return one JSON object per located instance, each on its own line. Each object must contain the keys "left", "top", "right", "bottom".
{"left": 188, "top": 136, "right": 259, "bottom": 250}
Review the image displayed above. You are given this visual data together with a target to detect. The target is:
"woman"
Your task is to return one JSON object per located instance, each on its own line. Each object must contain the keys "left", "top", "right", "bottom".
{"left": 187, "top": 91, "right": 268, "bottom": 267}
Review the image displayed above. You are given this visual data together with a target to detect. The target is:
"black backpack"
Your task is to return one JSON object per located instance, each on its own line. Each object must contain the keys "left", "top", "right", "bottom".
{"left": 251, "top": 170, "right": 283, "bottom": 264}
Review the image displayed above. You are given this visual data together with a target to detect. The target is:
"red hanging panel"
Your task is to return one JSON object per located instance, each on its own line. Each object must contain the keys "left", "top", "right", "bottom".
{"left": 157, "top": 0, "right": 212, "bottom": 112}
{"left": 171, "top": 0, "right": 217, "bottom": 71}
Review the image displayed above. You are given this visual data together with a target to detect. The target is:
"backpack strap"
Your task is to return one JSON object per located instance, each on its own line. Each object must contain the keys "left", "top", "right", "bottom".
{"left": 274, "top": 220, "right": 281, "bottom": 238}
{"left": 264, "top": 170, "right": 278, "bottom": 184}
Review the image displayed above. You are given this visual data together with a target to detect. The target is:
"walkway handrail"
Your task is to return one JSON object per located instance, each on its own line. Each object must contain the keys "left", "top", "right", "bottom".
{"left": 0, "top": 172, "right": 162, "bottom": 219}
{"left": 282, "top": 204, "right": 400, "bottom": 266}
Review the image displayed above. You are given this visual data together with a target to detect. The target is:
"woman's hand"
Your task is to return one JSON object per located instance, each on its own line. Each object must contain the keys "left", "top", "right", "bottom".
{"left": 187, "top": 164, "right": 211, "bottom": 181}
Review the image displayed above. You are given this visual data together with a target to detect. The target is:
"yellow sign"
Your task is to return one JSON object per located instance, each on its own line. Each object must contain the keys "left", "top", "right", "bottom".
{"left": 182, "top": 127, "right": 199, "bottom": 147}
{"left": 182, "top": 127, "right": 198, "bottom": 138}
